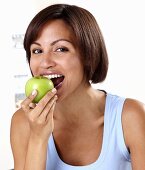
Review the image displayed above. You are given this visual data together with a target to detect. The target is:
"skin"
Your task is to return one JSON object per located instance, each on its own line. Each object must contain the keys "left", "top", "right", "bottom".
{"left": 10, "top": 19, "right": 145, "bottom": 170}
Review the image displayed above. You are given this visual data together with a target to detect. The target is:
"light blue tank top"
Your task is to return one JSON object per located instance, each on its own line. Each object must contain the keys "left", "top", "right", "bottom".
{"left": 46, "top": 93, "right": 132, "bottom": 170}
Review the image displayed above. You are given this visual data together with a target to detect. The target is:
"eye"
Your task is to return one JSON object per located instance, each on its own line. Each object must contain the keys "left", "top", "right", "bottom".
{"left": 32, "top": 49, "right": 43, "bottom": 54}
{"left": 56, "top": 47, "right": 68, "bottom": 52}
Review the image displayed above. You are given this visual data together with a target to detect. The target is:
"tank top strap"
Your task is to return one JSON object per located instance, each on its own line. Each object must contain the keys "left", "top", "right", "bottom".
{"left": 106, "top": 93, "right": 131, "bottom": 161}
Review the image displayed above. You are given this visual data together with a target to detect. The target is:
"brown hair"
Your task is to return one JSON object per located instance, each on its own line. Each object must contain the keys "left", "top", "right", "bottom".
{"left": 24, "top": 3, "right": 109, "bottom": 84}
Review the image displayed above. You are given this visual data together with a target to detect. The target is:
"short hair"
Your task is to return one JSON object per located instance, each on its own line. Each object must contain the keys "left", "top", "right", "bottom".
{"left": 24, "top": 3, "right": 109, "bottom": 84}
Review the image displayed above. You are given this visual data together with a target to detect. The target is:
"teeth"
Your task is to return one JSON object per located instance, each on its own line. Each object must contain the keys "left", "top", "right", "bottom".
{"left": 44, "top": 74, "right": 63, "bottom": 79}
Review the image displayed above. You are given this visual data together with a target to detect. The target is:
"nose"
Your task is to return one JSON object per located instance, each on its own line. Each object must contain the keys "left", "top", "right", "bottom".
{"left": 40, "top": 52, "right": 56, "bottom": 69}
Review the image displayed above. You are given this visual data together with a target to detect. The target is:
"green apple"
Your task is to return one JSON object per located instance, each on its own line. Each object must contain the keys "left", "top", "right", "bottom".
{"left": 25, "top": 76, "right": 54, "bottom": 103}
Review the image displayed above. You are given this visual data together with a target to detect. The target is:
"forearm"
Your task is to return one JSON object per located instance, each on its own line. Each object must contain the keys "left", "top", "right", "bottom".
{"left": 24, "top": 135, "right": 48, "bottom": 170}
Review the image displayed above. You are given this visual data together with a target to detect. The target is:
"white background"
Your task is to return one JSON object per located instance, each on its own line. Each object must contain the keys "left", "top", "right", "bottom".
{"left": 0, "top": 0, "right": 145, "bottom": 169}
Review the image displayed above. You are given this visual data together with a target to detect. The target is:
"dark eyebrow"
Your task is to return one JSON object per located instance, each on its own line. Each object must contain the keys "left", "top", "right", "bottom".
{"left": 50, "top": 39, "right": 73, "bottom": 46}
{"left": 31, "top": 42, "right": 41, "bottom": 46}
{"left": 31, "top": 39, "right": 73, "bottom": 47}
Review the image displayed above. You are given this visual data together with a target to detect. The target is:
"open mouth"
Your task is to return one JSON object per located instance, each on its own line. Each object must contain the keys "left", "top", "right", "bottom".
{"left": 44, "top": 74, "right": 64, "bottom": 89}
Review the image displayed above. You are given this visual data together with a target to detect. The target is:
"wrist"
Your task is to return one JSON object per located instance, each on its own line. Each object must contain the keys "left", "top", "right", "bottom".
{"left": 29, "top": 132, "right": 50, "bottom": 146}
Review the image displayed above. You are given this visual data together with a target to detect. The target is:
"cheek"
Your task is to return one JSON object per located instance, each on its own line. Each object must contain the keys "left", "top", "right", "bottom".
{"left": 71, "top": 58, "right": 84, "bottom": 74}
{"left": 66, "top": 58, "right": 84, "bottom": 80}
{"left": 29, "top": 59, "right": 38, "bottom": 75}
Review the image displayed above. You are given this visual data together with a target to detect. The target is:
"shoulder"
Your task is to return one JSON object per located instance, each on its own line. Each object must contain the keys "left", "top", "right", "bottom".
{"left": 11, "top": 108, "right": 30, "bottom": 133}
{"left": 10, "top": 108, "right": 30, "bottom": 149}
{"left": 122, "top": 98, "right": 145, "bottom": 150}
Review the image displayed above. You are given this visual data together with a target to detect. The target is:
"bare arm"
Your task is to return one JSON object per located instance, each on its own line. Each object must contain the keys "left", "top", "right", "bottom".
{"left": 123, "top": 99, "right": 145, "bottom": 170}
{"left": 10, "top": 109, "right": 30, "bottom": 170}
{"left": 10, "top": 89, "right": 57, "bottom": 170}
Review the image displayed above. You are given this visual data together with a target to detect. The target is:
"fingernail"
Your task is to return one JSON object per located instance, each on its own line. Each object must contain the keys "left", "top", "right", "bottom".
{"left": 52, "top": 88, "right": 57, "bottom": 93}
{"left": 32, "top": 89, "right": 37, "bottom": 95}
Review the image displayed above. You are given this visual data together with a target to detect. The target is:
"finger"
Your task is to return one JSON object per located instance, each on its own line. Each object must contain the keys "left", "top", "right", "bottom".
{"left": 21, "top": 89, "right": 37, "bottom": 112}
{"left": 38, "top": 95, "right": 57, "bottom": 122}
{"left": 46, "top": 100, "right": 56, "bottom": 123}
{"left": 35, "top": 88, "right": 57, "bottom": 113}
{"left": 29, "top": 102, "right": 37, "bottom": 109}
{"left": 25, "top": 88, "right": 57, "bottom": 120}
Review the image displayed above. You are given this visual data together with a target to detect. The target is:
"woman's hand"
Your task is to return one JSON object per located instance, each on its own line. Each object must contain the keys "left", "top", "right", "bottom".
{"left": 21, "top": 88, "right": 57, "bottom": 142}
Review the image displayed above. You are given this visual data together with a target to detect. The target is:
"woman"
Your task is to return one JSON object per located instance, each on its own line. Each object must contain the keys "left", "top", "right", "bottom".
{"left": 10, "top": 3, "right": 145, "bottom": 170}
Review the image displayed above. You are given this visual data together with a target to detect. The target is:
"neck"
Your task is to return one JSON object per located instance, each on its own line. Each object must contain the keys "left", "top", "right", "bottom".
{"left": 54, "top": 85, "right": 105, "bottom": 125}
